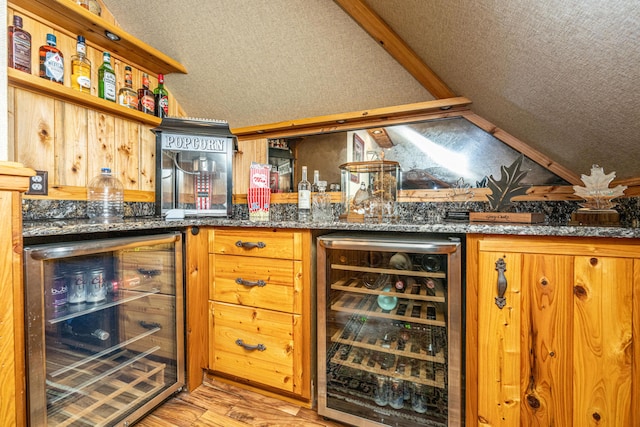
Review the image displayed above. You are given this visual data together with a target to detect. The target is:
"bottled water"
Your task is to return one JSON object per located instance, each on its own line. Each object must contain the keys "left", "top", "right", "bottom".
{"left": 87, "top": 168, "right": 124, "bottom": 221}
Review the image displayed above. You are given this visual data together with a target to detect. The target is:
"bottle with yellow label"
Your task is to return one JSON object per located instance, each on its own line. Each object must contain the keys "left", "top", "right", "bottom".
{"left": 71, "top": 35, "right": 91, "bottom": 93}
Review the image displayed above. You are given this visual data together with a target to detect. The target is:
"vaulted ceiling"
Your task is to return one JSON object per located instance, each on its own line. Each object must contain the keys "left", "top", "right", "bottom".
{"left": 103, "top": 0, "right": 640, "bottom": 180}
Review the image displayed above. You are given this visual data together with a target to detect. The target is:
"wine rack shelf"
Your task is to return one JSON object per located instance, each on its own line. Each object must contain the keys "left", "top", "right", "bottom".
{"left": 331, "top": 276, "right": 446, "bottom": 303}
{"left": 329, "top": 350, "right": 446, "bottom": 389}
{"left": 331, "top": 293, "right": 446, "bottom": 327}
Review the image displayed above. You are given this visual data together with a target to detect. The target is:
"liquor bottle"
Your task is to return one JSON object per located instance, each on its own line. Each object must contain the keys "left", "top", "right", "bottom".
{"left": 8, "top": 15, "right": 31, "bottom": 73}
{"left": 39, "top": 33, "right": 64, "bottom": 84}
{"left": 154, "top": 73, "right": 169, "bottom": 118}
{"left": 137, "top": 72, "right": 155, "bottom": 114}
{"left": 98, "top": 51, "right": 116, "bottom": 102}
{"left": 71, "top": 35, "right": 91, "bottom": 93}
{"left": 311, "top": 169, "right": 319, "bottom": 192}
{"left": 118, "top": 65, "right": 138, "bottom": 109}
{"left": 297, "top": 166, "right": 311, "bottom": 222}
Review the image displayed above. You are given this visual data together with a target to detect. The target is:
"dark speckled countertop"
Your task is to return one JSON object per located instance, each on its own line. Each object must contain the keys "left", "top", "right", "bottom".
{"left": 22, "top": 216, "right": 640, "bottom": 239}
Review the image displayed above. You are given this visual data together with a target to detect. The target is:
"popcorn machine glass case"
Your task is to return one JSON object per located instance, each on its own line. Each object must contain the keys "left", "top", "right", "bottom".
{"left": 317, "top": 233, "right": 463, "bottom": 426}
{"left": 153, "top": 118, "right": 235, "bottom": 217}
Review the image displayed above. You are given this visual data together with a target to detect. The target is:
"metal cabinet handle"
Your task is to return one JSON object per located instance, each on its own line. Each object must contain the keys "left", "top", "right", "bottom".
{"left": 495, "top": 258, "right": 507, "bottom": 309}
{"left": 235, "top": 339, "right": 266, "bottom": 351}
{"left": 235, "top": 277, "right": 266, "bottom": 287}
{"left": 235, "top": 240, "right": 266, "bottom": 249}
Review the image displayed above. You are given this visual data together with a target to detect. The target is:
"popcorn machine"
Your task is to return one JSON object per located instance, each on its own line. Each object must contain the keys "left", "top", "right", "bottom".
{"left": 153, "top": 117, "right": 236, "bottom": 217}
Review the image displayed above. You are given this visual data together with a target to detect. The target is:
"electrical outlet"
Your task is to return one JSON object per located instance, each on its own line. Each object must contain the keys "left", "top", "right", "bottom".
{"left": 27, "top": 170, "right": 48, "bottom": 196}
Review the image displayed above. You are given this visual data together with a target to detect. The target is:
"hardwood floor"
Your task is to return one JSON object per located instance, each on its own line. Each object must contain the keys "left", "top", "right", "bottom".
{"left": 137, "top": 378, "right": 348, "bottom": 427}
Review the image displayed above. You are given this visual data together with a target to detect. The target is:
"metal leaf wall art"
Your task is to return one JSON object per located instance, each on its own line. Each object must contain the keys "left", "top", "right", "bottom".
{"left": 486, "top": 155, "right": 530, "bottom": 211}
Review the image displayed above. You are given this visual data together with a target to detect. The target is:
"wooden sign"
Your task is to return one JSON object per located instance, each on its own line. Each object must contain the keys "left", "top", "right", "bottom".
{"left": 469, "top": 211, "right": 545, "bottom": 224}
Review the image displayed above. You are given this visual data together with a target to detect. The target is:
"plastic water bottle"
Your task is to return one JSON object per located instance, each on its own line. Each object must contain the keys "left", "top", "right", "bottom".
{"left": 87, "top": 167, "right": 124, "bottom": 221}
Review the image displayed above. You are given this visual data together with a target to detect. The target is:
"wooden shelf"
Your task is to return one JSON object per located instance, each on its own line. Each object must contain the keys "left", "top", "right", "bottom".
{"left": 331, "top": 276, "right": 446, "bottom": 303}
{"left": 8, "top": 68, "right": 162, "bottom": 126}
{"left": 331, "top": 329, "right": 445, "bottom": 364}
{"left": 9, "top": 0, "right": 187, "bottom": 75}
{"left": 330, "top": 350, "right": 445, "bottom": 389}
{"left": 331, "top": 293, "right": 446, "bottom": 327}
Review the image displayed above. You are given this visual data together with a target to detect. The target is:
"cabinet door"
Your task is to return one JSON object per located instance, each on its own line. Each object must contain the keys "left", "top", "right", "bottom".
{"left": 476, "top": 249, "right": 522, "bottom": 427}
{"left": 471, "top": 236, "right": 638, "bottom": 427}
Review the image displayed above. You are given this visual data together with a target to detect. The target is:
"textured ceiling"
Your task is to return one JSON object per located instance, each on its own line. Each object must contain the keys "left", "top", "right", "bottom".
{"left": 103, "top": 0, "right": 640, "bottom": 179}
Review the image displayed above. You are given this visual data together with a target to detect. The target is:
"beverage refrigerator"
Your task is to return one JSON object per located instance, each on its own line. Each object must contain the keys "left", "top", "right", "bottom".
{"left": 23, "top": 232, "right": 184, "bottom": 426}
{"left": 317, "top": 233, "right": 463, "bottom": 426}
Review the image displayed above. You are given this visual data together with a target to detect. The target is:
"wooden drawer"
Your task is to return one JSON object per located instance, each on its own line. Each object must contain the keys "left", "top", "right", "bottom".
{"left": 210, "top": 228, "right": 302, "bottom": 260}
{"left": 119, "top": 292, "right": 177, "bottom": 361}
{"left": 119, "top": 249, "right": 175, "bottom": 295}
{"left": 209, "top": 302, "right": 303, "bottom": 394}
{"left": 211, "top": 254, "right": 303, "bottom": 313}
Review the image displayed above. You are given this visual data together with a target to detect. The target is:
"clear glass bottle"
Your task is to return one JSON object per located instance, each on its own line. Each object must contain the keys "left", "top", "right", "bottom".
{"left": 98, "top": 51, "right": 116, "bottom": 102}
{"left": 118, "top": 65, "right": 138, "bottom": 109}
{"left": 87, "top": 167, "right": 124, "bottom": 222}
{"left": 137, "top": 72, "right": 155, "bottom": 114}
{"left": 71, "top": 35, "right": 91, "bottom": 93}
{"left": 154, "top": 73, "right": 169, "bottom": 118}
{"left": 297, "top": 166, "right": 311, "bottom": 222}
{"left": 39, "top": 33, "right": 64, "bottom": 84}
{"left": 8, "top": 15, "right": 31, "bottom": 73}
{"left": 312, "top": 180, "right": 332, "bottom": 222}
{"left": 311, "top": 169, "right": 319, "bottom": 192}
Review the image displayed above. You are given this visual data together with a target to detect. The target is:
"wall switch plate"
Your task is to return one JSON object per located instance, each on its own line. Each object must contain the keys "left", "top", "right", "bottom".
{"left": 27, "top": 170, "right": 48, "bottom": 196}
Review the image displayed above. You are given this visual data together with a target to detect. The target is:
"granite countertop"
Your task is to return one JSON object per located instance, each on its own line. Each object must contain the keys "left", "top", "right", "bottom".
{"left": 22, "top": 216, "right": 640, "bottom": 239}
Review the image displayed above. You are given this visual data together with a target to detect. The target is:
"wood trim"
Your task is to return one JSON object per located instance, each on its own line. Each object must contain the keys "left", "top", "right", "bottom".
{"left": 464, "top": 235, "right": 480, "bottom": 427}
{"left": 333, "top": 0, "right": 455, "bottom": 99}
{"left": 460, "top": 111, "right": 582, "bottom": 185}
{"left": 185, "top": 226, "right": 210, "bottom": 392}
{"left": 9, "top": 0, "right": 187, "bottom": 75}
{"left": 23, "top": 186, "right": 154, "bottom": 202}
{"left": 232, "top": 98, "right": 471, "bottom": 138}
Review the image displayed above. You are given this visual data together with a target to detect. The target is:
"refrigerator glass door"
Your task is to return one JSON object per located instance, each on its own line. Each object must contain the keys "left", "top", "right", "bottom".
{"left": 24, "top": 232, "right": 184, "bottom": 426}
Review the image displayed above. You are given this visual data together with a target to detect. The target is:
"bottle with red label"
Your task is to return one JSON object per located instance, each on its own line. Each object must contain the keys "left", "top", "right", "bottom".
{"left": 154, "top": 73, "right": 169, "bottom": 118}
{"left": 8, "top": 15, "right": 32, "bottom": 73}
{"left": 137, "top": 72, "right": 155, "bottom": 114}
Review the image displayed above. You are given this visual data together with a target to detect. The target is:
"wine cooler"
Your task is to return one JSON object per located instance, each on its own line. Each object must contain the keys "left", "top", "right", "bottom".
{"left": 24, "top": 232, "right": 184, "bottom": 426}
{"left": 317, "top": 233, "right": 463, "bottom": 426}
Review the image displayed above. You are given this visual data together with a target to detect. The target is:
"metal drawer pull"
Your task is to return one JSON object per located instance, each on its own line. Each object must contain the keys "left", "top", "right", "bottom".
{"left": 495, "top": 258, "right": 507, "bottom": 309}
{"left": 235, "top": 339, "right": 266, "bottom": 351}
{"left": 235, "top": 277, "right": 267, "bottom": 287}
{"left": 235, "top": 240, "right": 266, "bottom": 249}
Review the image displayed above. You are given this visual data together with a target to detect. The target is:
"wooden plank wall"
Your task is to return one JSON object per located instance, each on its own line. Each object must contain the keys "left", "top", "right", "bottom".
{"left": 7, "top": 4, "right": 184, "bottom": 200}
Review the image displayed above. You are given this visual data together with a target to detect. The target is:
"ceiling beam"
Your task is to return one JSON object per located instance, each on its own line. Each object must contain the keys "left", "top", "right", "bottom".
{"left": 334, "top": 0, "right": 455, "bottom": 99}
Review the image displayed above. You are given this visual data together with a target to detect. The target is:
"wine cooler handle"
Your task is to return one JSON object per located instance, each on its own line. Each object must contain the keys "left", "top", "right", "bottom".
{"left": 495, "top": 258, "right": 507, "bottom": 309}
{"left": 235, "top": 240, "right": 266, "bottom": 250}
{"left": 236, "top": 339, "right": 266, "bottom": 351}
{"left": 235, "top": 277, "right": 267, "bottom": 287}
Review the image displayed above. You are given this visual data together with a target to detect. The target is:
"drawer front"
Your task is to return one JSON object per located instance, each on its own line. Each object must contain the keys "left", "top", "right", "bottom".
{"left": 119, "top": 292, "right": 176, "bottom": 360}
{"left": 210, "top": 228, "right": 301, "bottom": 260}
{"left": 119, "top": 249, "right": 175, "bottom": 295}
{"left": 211, "top": 254, "right": 302, "bottom": 313}
{"left": 210, "top": 302, "right": 298, "bottom": 393}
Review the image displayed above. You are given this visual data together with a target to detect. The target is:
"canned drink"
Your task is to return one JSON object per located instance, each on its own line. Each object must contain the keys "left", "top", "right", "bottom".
{"left": 86, "top": 268, "right": 106, "bottom": 303}
{"left": 67, "top": 270, "right": 86, "bottom": 304}
{"left": 50, "top": 275, "right": 68, "bottom": 312}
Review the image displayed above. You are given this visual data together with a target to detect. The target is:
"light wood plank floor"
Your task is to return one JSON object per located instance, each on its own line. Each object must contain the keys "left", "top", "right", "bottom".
{"left": 137, "top": 378, "right": 348, "bottom": 427}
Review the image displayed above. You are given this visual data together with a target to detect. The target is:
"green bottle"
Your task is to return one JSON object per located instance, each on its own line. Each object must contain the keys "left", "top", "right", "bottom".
{"left": 98, "top": 51, "right": 116, "bottom": 102}
{"left": 154, "top": 73, "right": 169, "bottom": 118}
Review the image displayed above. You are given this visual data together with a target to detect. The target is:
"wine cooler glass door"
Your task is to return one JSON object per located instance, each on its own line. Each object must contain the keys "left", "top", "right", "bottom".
{"left": 317, "top": 233, "right": 463, "bottom": 427}
{"left": 24, "top": 232, "right": 185, "bottom": 427}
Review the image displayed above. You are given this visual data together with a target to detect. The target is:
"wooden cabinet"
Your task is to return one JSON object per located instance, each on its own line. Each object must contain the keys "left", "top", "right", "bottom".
{"left": 207, "top": 227, "right": 315, "bottom": 405}
{"left": 466, "top": 234, "right": 640, "bottom": 427}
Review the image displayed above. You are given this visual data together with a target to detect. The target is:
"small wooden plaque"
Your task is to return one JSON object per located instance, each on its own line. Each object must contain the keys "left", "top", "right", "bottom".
{"left": 569, "top": 210, "right": 620, "bottom": 226}
{"left": 469, "top": 212, "right": 545, "bottom": 224}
